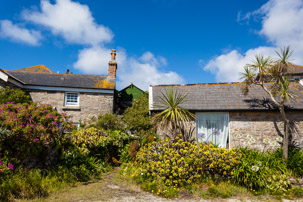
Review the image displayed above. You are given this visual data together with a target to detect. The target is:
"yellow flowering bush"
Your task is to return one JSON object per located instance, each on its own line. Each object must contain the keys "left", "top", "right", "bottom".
{"left": 62, "top": 127, "right": 130, "bottom": 165}
{"left": 135, "top": 134, "right": 240, "bottom": 195}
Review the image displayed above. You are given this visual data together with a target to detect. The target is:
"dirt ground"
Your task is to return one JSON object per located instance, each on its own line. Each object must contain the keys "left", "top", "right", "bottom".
{"left": 24, "top": 168, "right": 302, "bottom": 202}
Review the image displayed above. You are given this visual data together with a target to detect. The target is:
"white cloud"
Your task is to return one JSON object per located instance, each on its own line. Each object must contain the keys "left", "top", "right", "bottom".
{"left": 203, "top": 0, "right": 303, "bottom": 82}
{"left": 118, "top": 53, "right": 184, "bottom": 90}
{"left": 73, "top": 46, "right": 111, "bottom": 74}
{"left": 0, "top": 20, "right": 42, "bottom": 46}
{"left": 73, "top": 47, "right": 184, "bottom": 90}
{"left": 23, "top": 0, "right": 113, "bottom": 45}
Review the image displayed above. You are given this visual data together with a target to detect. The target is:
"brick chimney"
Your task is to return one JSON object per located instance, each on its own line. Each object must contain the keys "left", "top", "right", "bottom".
{"left": 108, "top": 49, "right": 117, "bottom": 79}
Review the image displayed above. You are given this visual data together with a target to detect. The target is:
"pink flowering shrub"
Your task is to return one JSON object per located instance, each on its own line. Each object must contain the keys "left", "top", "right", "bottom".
{"left": 0, "top": 158, "right": 14, "bottom": 180}
{"left": 0, "top": 102, "right": 74, "bottom": 167}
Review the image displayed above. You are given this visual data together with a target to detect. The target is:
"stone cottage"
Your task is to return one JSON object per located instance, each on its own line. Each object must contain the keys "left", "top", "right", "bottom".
{"left": 149, "top": 65, "right": 303, "bottom": 150}
{"left": 0, "top": 49, "right": 118, "bottom": 125}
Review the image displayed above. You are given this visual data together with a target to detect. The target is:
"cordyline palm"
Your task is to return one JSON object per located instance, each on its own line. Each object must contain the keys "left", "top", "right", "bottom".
{"left": 152, "top": 87, "right": 195, "bottom": 140}
{"left": 240, "top": 46, "right": 296, "bottom": 160}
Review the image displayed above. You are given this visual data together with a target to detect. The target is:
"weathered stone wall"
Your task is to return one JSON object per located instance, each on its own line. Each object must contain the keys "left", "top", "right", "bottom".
{"left": 230, "top": 111, "right": 303, "bottom": 151}
{"left": 28, "top": 90, "right": 114, "bottom": 123}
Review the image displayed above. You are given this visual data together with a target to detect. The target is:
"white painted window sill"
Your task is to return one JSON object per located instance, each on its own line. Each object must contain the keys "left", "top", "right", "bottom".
{"left": 62, "top": 106, "right": 81, "bottom": 110}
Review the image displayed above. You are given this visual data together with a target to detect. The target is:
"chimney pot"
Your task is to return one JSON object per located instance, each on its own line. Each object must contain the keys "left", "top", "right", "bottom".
{"left": 108, "top": 49, "right": 117, "bottom": 79}
{"left": 111, "top": 49, "right": 116, "bottom": 61}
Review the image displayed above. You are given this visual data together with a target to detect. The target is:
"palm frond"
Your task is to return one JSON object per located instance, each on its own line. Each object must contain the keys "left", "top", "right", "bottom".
{"left": 152, "top": 87, "right": 195, "bottom": 138}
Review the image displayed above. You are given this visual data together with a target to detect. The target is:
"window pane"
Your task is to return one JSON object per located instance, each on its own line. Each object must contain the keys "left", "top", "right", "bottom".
{"left": 196, "top": 112, "right": 229, "bottom": 148}
{"left": 66, "top": 93, "right": 79, "bottom": 106}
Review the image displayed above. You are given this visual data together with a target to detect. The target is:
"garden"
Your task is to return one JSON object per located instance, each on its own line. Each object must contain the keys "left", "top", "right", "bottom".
{"left": 0, "top": 87, "right": 303, "bottom": 201}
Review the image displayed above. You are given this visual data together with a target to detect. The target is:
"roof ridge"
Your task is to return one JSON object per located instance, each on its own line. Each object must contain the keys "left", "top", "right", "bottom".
{"left": 5, "top": 70, "right": 108, "bottom": 77}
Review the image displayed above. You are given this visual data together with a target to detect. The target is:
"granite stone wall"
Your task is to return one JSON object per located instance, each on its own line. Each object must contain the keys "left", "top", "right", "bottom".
{"left": 28, "top": 90, "right": 114, "bottom": 123}
{"left": 229, "top": 111, "right": 303, "bottom": 150}
{"left": 155, "top": 111, "right": 303, "bottom": 150}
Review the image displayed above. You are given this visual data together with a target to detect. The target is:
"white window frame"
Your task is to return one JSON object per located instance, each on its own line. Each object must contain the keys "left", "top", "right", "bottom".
{"left": 64, "top": 92, "right": 80, "bottom": 106}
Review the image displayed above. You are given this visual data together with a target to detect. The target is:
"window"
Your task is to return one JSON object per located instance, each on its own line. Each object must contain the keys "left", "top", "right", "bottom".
{"left": 293, "top": 76, "right": 301, "bottom": 81}
{"left": 196, "top": 112, "right": 229, "bottom": 148}
{"left": 64, "top": 93, "right": 79, "bottom": 106}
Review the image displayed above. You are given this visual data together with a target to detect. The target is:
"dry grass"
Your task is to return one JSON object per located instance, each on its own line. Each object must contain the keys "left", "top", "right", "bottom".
{"left": 19, "top": 168, "right": 303, "bottom": 202}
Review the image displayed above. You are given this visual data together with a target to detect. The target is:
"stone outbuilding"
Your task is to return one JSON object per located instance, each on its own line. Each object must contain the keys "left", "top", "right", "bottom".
{"left": 0, "top": 49, "right": 118, "bottom": 125}
{"left": 149, "top": 65, "right": 303, "bottom": 150}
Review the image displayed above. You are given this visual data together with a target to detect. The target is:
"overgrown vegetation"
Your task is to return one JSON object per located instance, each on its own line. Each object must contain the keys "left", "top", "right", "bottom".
{"left": 240, "top": 46, "right": 297, "bottom": 159}
{"left": 1, "top": 88, "right": 302, "bottom": 201}
{"left": 0, "top": 87, "right": 31, "bottom": 104}
{"left": 123, "top": 92, "right": 152, "bottom": 133}
{"left": 152, "top": 88, "right": 195, "bottom": 140}
{"left": 121, "top": 136, "right": 303, "bottom": 198}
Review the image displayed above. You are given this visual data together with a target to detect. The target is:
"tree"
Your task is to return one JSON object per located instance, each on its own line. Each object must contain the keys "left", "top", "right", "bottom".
{"left": 0, "top": 86, "right": 31, "bottom": 104}
{"left": 152, "top": 87, "right": 195, "bottom": 140}
{"left": 123, "top": 92, "right": 152, "bottom": 132}
{"left": 240, "top": 46, "right": 296, "bottom": 160}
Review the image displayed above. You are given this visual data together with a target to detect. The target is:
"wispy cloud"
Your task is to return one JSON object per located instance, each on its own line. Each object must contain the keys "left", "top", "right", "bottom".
{"left": 0, "top": 20, "right": 42, "bottom": 46}
{"left": 203, "top": 0, "right": 303, "bottom": 82}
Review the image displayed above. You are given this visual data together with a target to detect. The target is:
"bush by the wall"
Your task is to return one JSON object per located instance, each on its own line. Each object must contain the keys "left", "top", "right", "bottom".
{"left": 0, "top": 102, "right": 73, "bottom": 167}
{"left": 233, "top": 148, "right": 290, "bottom": 193}
{"left": 0, "top": 87, "right": 31, "bottom": 104}
{"left": 286, "top": 148, "right": 303, "bottom": 177}
{"left": 62, "top": 127, "right": 130, "bottom": 166}
{"left": 134, "top": 135, "right": 240, "bottom": 197}
{"left": 92, "top": 113, "right": 124, "bottom": 130}
{"left": 123, "top": 93, "right": 152, "bottom": 133}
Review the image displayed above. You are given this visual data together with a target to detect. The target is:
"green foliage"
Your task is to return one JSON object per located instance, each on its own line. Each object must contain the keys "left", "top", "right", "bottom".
{"left": 123, "top": 92, "right": 152, "bottom": 132}
{"left": 0, "top": 163, "right": 110, "bottom": 201}
{"left": 287, "top": 187, "right": 303, "bottom": 197}
{"left": 91, "top": 113, "right": 124, "bottom": 130}
{"left": 240, "top": 46, "right": 297, "bottom": 159}
{"left": 207, "top": 182, "right": 245, "bottom": 198}
{"left": 0, "top": 102, "right": 73, "bottom": 167}
{"left": 152, "top": 88, "right": 195, "bottom": 140}
{"left": 0, "top": 87, "right": 31, "bottom": 104}
{"left": 119, "top": 143, "right": 132, "bottom": 163}
{"left": 286, "top": 148, "right": 303, "bottom": 177}
{"left": 132, "top": 135, "right": 240, "bottom": 197}
{"left": 62, "top": 127, "right": 130, "bottom": 166}
{"left": 233, "top": 148, "right": 290, "bottom": 193}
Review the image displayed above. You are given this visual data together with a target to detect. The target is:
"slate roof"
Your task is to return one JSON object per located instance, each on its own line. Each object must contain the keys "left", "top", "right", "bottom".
{"left": 150, "top": 82, "right": 303, "bottom": 111}
{"left": 3, "top": 65, "right": 115, "bottom": 90}
{"left": 288, "top": 64, "right": 303, "bottom": 75}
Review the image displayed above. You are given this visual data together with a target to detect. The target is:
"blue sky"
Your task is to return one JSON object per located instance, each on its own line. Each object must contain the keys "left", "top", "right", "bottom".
{"left": 1, "top": 0, "right": 303, "bottom": 90}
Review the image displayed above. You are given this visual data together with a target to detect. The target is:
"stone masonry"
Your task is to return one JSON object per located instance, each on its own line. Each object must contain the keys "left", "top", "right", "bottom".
{"left": 229, "top": 111, "right": 303, "bottom": 151}
{"left": 29, "top": 90, "right": 114, "bottom": 123}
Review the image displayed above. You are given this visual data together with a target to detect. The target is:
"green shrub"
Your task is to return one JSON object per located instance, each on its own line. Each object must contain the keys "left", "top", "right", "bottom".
{"left": 287, "top": 187, "right": 303, "bottom": 197}
{"left": 0, "top": 87, "right": 31, "bottom": 104}
{"left": 0, "top": 163, "right": 110, "bottom": 201}
{"left": 91, "top": 113, "right": 123, "bottom": 130}
{"left": 62, "top": 127, "right": 130, "bottom": 165}
{"left": 0, "top": 102, "right": 73, "bottom": 167}
{"left": 233, "top": 148, "right": 290, "bottom": 193}
{"left": 287, "top": 148, "right": 303, "bottom": 177}
{"left": 133, "top": 135, "right": 240, "bottom": 197}
{"left": 208, "top": 182, "right": 241, "bottom": 198}
{"left": 123, "top": 93, "right": 152, "bottom": 132}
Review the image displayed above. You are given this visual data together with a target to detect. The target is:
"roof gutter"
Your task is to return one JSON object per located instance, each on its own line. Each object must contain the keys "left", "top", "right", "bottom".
{"left": 23, "top": 85, "right": 114, "bottom": 94}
